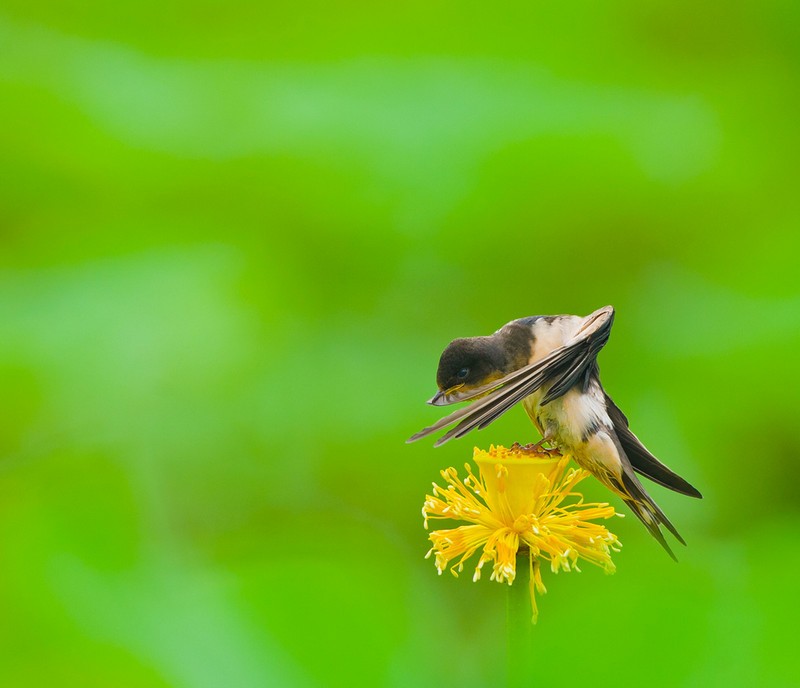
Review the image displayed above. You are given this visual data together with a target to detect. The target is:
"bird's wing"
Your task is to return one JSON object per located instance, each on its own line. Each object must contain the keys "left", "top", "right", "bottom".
{"left": 604, "top": 393, "right": 703, "bottom": 499}
{"left": 407, "top": 307, "right": 614, "bottom": 447}
{"left": 538, "top": 322, "right": 610, "bottom": 405}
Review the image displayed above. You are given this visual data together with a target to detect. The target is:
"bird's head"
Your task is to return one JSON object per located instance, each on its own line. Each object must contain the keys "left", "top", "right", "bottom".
{"left": 428, "top": 336, "right": 507, "bottom": 406}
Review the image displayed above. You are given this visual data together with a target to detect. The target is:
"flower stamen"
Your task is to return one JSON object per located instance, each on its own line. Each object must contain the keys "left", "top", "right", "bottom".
{"left": 422, "top": 444, "right": 621, "bottom": 623}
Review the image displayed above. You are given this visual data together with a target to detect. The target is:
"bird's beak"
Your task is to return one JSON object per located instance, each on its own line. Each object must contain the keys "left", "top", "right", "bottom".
{"left": 427, "top": 384, "right": 466, "bottom": 406}
{"left": 427, "top": 391, "right": 447, "bottom": 406}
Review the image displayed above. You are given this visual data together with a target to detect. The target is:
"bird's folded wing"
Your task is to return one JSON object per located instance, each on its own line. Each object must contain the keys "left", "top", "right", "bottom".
{"left": 604, "top": 392, "right": 702, "bottom": 498}
{"left": 407, "top": 308, "right": 614, "bottom": 446}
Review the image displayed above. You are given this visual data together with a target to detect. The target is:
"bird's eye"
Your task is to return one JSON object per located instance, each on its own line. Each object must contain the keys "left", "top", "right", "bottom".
{"left": 457, "top": 367, "right": 469, "bottom": 379}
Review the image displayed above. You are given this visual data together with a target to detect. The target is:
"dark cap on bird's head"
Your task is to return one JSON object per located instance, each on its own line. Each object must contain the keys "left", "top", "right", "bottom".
{"left": 429, "top": 333, "right": 521, "bottom": 406}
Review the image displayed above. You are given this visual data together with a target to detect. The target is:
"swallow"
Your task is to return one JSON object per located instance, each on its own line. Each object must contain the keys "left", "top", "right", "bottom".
{"left": 407, "top": 306, "right": 702, "bottom": 559}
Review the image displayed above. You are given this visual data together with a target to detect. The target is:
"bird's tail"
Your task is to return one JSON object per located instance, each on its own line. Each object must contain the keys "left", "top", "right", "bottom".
{"left": 619, "top": 470, "right": 684, "bottom": 562}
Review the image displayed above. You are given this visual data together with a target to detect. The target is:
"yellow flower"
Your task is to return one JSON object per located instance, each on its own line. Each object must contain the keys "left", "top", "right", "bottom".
{"left": 422, "top": 443, "right": 622, "bottom": 623}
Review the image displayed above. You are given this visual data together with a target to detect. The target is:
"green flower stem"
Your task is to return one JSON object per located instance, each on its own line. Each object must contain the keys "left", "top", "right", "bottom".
{"left": 506, "top": 552, "right": 535, "bottom": 688}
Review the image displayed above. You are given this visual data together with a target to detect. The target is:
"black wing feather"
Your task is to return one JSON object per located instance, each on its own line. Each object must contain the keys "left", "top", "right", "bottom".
{"left": 539, "top": 312, "right": 613, "bottom": 405}
{"left": 605, "top": 393, "right": 702, "bottom": 499}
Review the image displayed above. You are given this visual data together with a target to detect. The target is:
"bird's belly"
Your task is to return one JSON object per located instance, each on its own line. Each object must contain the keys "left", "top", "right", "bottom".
{"left": 523, "top": 386, "right": 606, "bottom": 450}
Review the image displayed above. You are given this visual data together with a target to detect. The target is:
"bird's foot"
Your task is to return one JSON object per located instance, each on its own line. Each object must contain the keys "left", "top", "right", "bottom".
{"left": 535, "top": 437, "right": 562, "bottom": 458}
{"left": 511, "top": 440, "right": 562, "bottom": 458}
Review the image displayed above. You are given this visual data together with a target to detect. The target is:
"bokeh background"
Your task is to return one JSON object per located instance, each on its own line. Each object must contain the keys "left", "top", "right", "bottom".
{"left": 2, "top": 2, "right": 799, "bottom": 686}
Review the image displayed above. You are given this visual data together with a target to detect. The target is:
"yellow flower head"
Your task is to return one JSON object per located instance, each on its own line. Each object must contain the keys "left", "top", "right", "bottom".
{"left": 422, "top": 443, "right": 622, "bottom": 622}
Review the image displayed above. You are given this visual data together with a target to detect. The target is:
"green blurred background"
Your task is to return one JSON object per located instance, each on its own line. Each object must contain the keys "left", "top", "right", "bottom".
{"left": 1, "top": 2, "right": 799, "bottom": 686}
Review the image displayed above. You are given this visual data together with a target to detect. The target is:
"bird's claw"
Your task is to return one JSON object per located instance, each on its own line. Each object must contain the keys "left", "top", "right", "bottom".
{"left": 509, "top": 441, "right": 563, "bottom": 458}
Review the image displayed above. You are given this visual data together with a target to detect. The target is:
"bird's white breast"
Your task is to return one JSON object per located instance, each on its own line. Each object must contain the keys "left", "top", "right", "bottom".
{"left": 524, "top": 383, "right": 607, "bottom": 447}
{"left": 520, "top": 314, "right": 611, "bottom": 448}
{"left": 519, "top": 312, "right": 622, "bottom": 483}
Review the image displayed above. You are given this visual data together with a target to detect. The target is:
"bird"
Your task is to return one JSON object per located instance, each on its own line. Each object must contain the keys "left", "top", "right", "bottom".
{"left": 407, "top": 305, "right": 702, "bottom": 559}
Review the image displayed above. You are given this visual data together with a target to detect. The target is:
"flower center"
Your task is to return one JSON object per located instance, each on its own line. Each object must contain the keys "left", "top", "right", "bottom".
{"left": 512, "top": 514, "right": 533, "bottom": 533}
